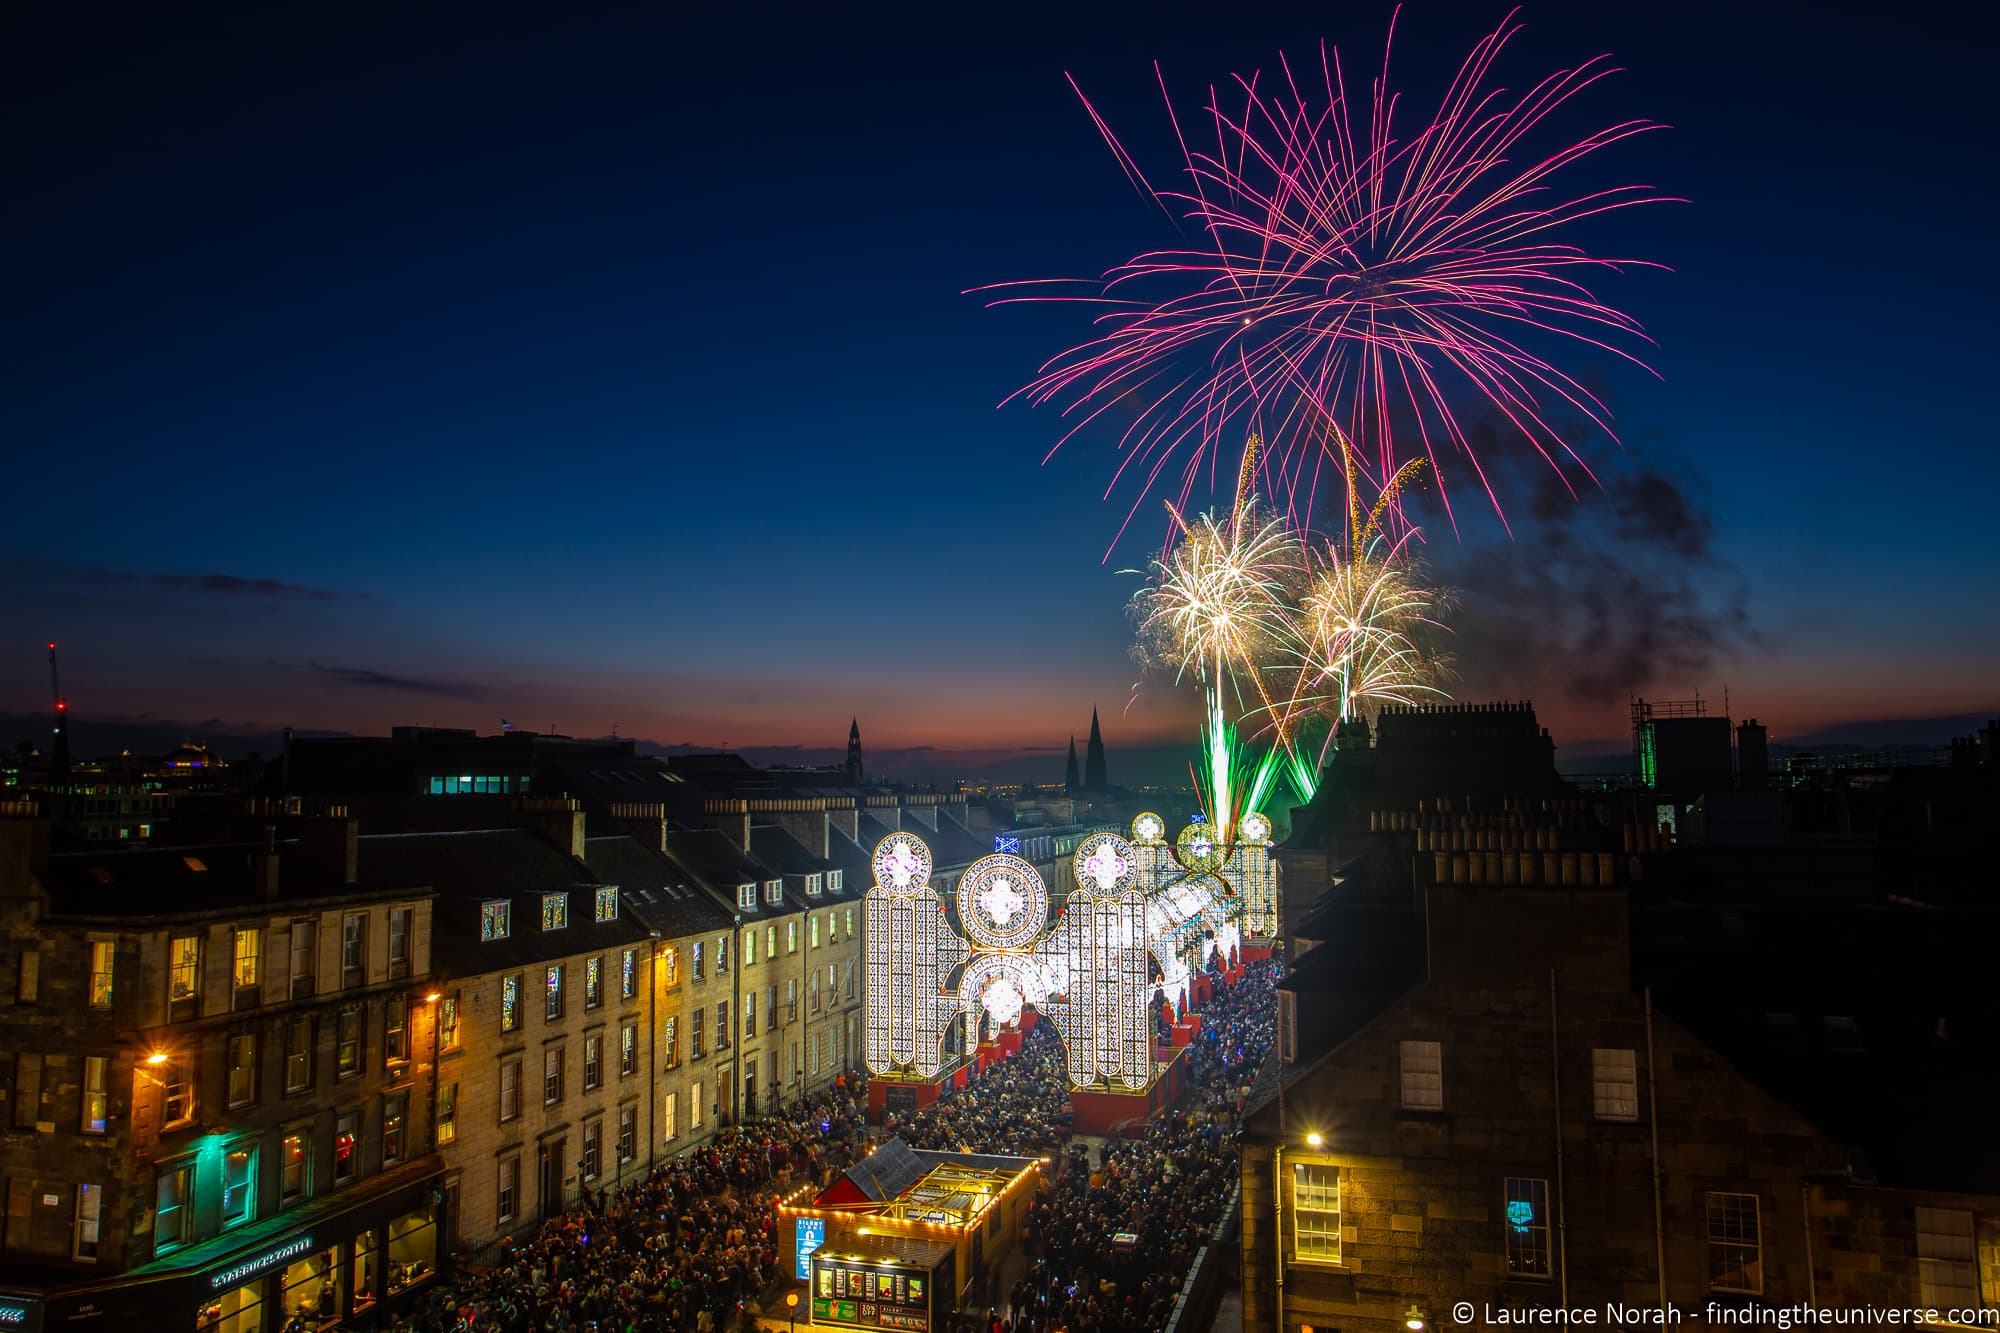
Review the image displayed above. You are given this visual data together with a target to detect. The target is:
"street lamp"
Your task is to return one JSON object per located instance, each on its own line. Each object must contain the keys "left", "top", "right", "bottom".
{"left": 1305, "top": 1131, "right": 1324, "bottom": 1148}
{"left": 1404, "top": 1305, "right": 1428, "bottom": 1331}
{"left": 786, "top": 1289, "right": 800, "bottom": 1333}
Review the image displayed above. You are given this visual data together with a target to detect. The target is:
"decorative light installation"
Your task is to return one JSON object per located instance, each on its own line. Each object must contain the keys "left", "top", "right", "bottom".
{"left": 1042, "top": 833, "right": 1153, "bottom": 1090}
{"left": 955, "top": 853, "right": 1047, "bottom": 951}
{"left": 864, "top": 833, "right": 964, "bottom": 1079}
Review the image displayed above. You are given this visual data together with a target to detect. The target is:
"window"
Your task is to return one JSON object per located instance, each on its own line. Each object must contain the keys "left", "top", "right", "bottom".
{"left": 810, "top": 973, "right": 820, "bottom": 1013}
{"left": 663, "top": 1016, "right": 679, "bottom": 1067}
{"left": 388, "top": 907, "right": 412, "bottom": 977}
{"left": 10, "top": 1053, "right": 42, "bottom": 1129}
{"left": 581, "top": 1119, "right": 601, "bottom": 1180}
{"left": 336, "top": 1007, "right": 363, "bottom": 1077}
{"left": 692, "top": 942, "right": 704, "bottom": 982}
{"left": 155, "top": 1163, "right": 192, "bottom": 1252}
{"left": 786, "top": 920, "right": 798, "bottom": 954}
{"left": 663, "top": 1090, "right": 678, "bottom": 1141}
{"left": 161, "top": 1057, "right": 195, "bottom": 1128}
{"left": 88, "top": 940, "right": 115, "bottom": 1008}
{"left": 281, "top": 1132, "right": 308, "bottom": 1204}
{"left": 286, "top": 1016, "right": 314, "bottom": 1092}
{"left": 810, "top": 915, "right": 820, "bottom": 950}
{"left": 745, "top": 991, "right": 757, "bottom": 1036}
{"left": 545, "top": 965, "right": 565, "bottom": 1021}
{"left": 499, "top": 1059, "right": 521, "bottom": 1122}
{"left": 766, "top": 924, "right": 777, "bottom": 959}
{"left": 1291, "top": 1162, "right": 1340, "bottom": 1263}
{"left": 844, "top": 905, "right": 853, "bottom": 936}
{"left": 617, "top": 1105, "right": 636, "bottom": 1163}
{"left": 690, "top": 1079, "right": 704, "bottom": 1130}
{"left": 333, "top": 1110, "right": 358, "bottom": 1185}
{"left": 541, "top": 893, "right": 568, "bottom": 931}
{"left": 227, "top": 1032, "right": 258, "bottom": 1107}
{"left": 543, "top": 1046, "right": 565, "bottom": 1105}
{"left": 74, "top": 1181, "right": 102, "bottom": 1261}
{"left": 497, "top": 1156, "right": 519, "bottom": 1225}
{"left": 621, "top": 947, "right": 638, "bottom": 1000}
{"left": 440, "top": 992, "right": 461, "bottom": 1050}
{"left": 169, "top": 934, "right": 200, "bottom": 1013}
{"left": 765, "top": 879, "right": 783, "bottom": 905}
{"left": 1592, "top": 1047, "right": 1639, "bottom": 1121}
{"left": 744, "top": 930, "right": 757, "bottom": 966}
{"left": 290, "top": 918, "right": 317, "bottom": 998}
{"left": 692, "top": 1008, "right": 705, "bottom": 1059}
{"left": 663, "top": 946, "right": 680, "bottom": 986}
{"left": 222, "top": 1146, "right": 255, "bottom": 1229}
{"left": 342, "top": 913, "right": 366, "bottom": 985}
{"left": 845, "top": 961, "right": 855, "bottom": 1002}
{"left": 786, "top": 978, "right": 798, "bottom": 1020}
{"left": 233, "top": 927, "right": 261, "bottom": 1005}
{"left": 1706, "top": 1192, "right": 1763, "bottom": 1294}
{"left": 768, "top": 984, "right": 779, "bottom": 1031}
{"left": 716, "top": 936, "right": 729, "bottom": 972}
{"left": 1399, "top": 1039, "right": 1443, "bottom": 1110}
{"left": 383, "top": 1093, "right": 408, "bottom": 1165}
{"left": 1504, "top": 1178, "right": 1552, "bottom": 1278}
{"left": 737, "top": 883, "right": 757, "bottom": 911}
{"left": 717, "top": 1000, "right": 731, "bottom": 1048}
{"left": 502, "top": 973, "right": 522, "bottom": 1032}
{"left": 386, "top": 1001, "right": 410, "bottom": 1064}
{"left": 584, "top": 1033, "right": 603, "bottom": 1091}
{"left": 594, "top": 887, "right": 618, "bottom": 922}
{"left": 481, "top": 900, "right": 511, "bottom": 941}
{"left": 586, "top": 956, "right": 603, "bottom": 1010}
{"left": 81, "top": 1055, "right": 108, "bottom": 1133}
{"left": 621, "top": 1021, "right": 638, "bottom": 1076}
{"left": 1915, "top": 1207, "right": 1979, "bottom": 1309}
{"left": 806, "top": 873, "right": 822, "bottom": 898}
{"left": 436, "top": 1082, "right": 458, "bottom": 1146}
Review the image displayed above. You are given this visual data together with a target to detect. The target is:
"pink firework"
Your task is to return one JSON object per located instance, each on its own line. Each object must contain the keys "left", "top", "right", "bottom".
{"left": 982, "top": 8, "right": 1675, "bottom": 545}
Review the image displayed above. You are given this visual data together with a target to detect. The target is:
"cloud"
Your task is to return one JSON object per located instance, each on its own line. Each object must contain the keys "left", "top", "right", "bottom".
{"left": 307, "top": 663, "right": 487, "bottom": 699}
{"left": 6, "top": 558, "right": 362, "bottom": 602}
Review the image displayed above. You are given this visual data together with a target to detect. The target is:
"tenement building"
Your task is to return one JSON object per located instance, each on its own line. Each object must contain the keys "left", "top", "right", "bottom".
{"left": 0, "top": 801, "right": 448, "bottom": 1333}
{"left": 1244, "top": 708, "right": 2000, "bottom": 1332}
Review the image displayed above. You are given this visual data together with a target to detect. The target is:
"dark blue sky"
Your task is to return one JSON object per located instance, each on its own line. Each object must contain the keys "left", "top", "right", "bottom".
{"left": 5, "top": 2, "right": 1995, "bottom": 769}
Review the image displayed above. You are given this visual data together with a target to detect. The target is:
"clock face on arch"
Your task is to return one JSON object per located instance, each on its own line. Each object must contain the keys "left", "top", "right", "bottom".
{"left": 955, "top": 853, "right": 1047, "bottom": 950}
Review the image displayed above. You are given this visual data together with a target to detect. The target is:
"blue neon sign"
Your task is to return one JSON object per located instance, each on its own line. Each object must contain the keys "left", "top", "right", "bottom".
{"left": 795, "top": 1217, "right": 826, "bottom": 1279}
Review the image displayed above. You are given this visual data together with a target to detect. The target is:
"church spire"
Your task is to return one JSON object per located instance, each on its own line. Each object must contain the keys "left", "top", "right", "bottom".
{"left": 1064, "top": 735, "right": 1080, "bottom": 794}
{"left": 846, "top": 717, "right": 863, "bottom": 782}
{"left": 1084, "top": 706, "right": 1108, "bottom": 791}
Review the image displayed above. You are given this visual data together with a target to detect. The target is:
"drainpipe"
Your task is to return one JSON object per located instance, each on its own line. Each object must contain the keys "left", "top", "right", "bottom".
{"left": 1550, "top": 968, "right": 1569, "bottom": 1306}
{"left": 1273, "top": 1140, "right": 1286, "bottom": 1333}
{"left": 1802, "top": 1185, "right": 1817, "bottom": 1308}
{"left": 1646, "top": 987, "right": 1666, "bottom": 1312}
{"left": 647, "top": 933, "right": 660, "bottom": 1173}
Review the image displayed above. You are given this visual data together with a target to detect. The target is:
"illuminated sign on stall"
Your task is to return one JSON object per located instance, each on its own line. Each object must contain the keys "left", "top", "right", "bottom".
{"left": 794, "top": 1217, "right": 825, "bottom": 1279}
{"left": 208, "top": 1234, "right": 315, "bottom": 1290}
{"left": 811, "top": 1255, "right": 932, "bottom": 1333}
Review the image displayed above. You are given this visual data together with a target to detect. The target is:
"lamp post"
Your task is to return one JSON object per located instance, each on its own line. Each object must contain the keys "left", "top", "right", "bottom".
{"left": 786, "top": 1289, "right": 800, "bottom": 1333}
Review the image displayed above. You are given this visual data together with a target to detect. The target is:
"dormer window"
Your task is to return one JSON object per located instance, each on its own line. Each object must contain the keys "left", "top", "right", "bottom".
{"left": 828, "top": 870, "right": 843, "bottom": 893}
{"left": 737, "top": 883, "right": 757, "bottom": 912}
{"left": 481, "top": 901, "right": 511, "bottom": 941}
{"left": 765, "top": 879, "right": 783, "bottom": 905}
{"left": 805, "top": 873, "right": 823, "bottom": 898}
{"left": 594, "top": 887, "right": 619, "bottom": 922}
{"left": 542, "top": 893, "right": 569, "bottom": 932}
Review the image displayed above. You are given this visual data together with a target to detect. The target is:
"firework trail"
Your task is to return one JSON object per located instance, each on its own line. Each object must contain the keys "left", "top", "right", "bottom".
{"left": 982, "top": 7, "right": 1673, "bottom": 545}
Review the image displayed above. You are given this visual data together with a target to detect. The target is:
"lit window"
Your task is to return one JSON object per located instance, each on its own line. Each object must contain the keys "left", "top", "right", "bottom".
{"left": 499, "top": 1059, "right": 521, "bottom": 1122}
{"left": 1399, "top": 1039, "right": 1442, "bottom": 1110}
{"left": 737, "top": 883, "right": 757, "bottom": 911}
{"left": 155, "top": 1163, "right": 192, "bottom": 1251}
{"left": 88, "top": 940, "right": 114, "bottom": 1008}
{"left": 436, "top": 1082, "right": 457, "bottom": 1146}
{"left": 663, "top": 1016, "right": 679, "bottom": 1067}
{"left": 545, "top": 965, "right": 564, "bottom": 1020}
{"left": 332, "top": 1110, "right": 358, "bottom": 1185}
{"left": 1505, "top": 1178, "right": 1551, "bottom": 1278}
{"left": 1291, "top": 1164, "right": 1342, "bottom": 1264}
{"left": 74, "top": 1181, "right": 102, "bottom": 1261}
{"left": 745, "top": 931, "right": 757, "bottom": 966}
{"left": 586, "top": 956, "right": 603, "bottom": 1010}
{"left": 232, "top": 927, "right": 261, "bottom": 1002}
{"left": 481, "top": 900, "right": 511, "bottom": 941}
{"left": 1915, "top": 1207, "right": 1978, "bottom": 1309}
{"left": 168, "top": 935, "right": 200, "bottom": 1011}
{"left": 621, "top": 947, "right": 637, "bottom": 1000}
{"left": 622, "top": 1021, "right": 638, "bottom": 1076}
{"left": 161, "top": 1058, "right": 195, "bottom": 1128}
{"left": 221, "top": 1146, "right": 255, "bottom": 1229}
{"left": 1592, "top": 1047, "right": 1639, "bottom": 1121}
{"left": 618, "top": 1105, "right": 636, "bottom": 1163}
{"left": 594, "top": 887, "right": 618, "bottom": 922}
{"left": 502, "top": 973, "right": 521, "bottom": 1032}
{"left": 81, "top": 1056, "right": 108, "bottom": 1133}
{"left": 439, "top": 992, "right": 461, "bottom": 1050}
{"left": 663, "top": 947, "right": 679, "bottom": 985}
{"left": 810, "top": 915, "right": 820, "bottom": 950}
{"left": 1706, "top": 1192, "right": 1763, "bottom": 1294}
{"left": 786, "top": 921, "right": 798, "bottom": 954}
{"left": 584, "top": 1033, "right": 602, "bottom": 1091}
{"left": 663, "top": 1090, "right": 678, "bottom": 1141}
{"left": 716, "top": 936, "right": 730, "bottom": 973}
{"left": 692, "top": 942, "right": 704, "bottom": 982}
{"left": 542, "top": 893, "right": 568, "bottom": 931}
{"left": 581, "top": 1118, "right": 601, "bottom": 1181}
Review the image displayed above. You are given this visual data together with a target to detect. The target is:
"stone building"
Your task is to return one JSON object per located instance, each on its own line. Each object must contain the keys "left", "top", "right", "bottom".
{"left": 1244, "top": 806, "right": 2000, "bottom": 1332}
{"left": 749, "top": 822, "right": 863, "bottom": 1100}
{"left": 0, "top": 801, "right": 447, "bottom": 1332}
{"left": 357, "top": 799, "right": 654, "bottom": 1254}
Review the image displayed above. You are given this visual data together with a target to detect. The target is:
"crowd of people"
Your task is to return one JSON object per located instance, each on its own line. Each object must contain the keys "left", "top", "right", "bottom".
{"left": 385, "top": 959, "right": 1279, "bottom": 1333}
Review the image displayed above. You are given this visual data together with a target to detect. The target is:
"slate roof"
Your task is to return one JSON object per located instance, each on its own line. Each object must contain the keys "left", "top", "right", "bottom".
{"left": 583, "top": 835, "right": 736, "bottom": 941}
{"left": 659, "top": 827, "right": 797, "bottom": 920}
{"left": 40, "top": 840, "right": 410, "bottom": 920}
{"left": 358, "top": 829, "right": 649, "bottom": 975}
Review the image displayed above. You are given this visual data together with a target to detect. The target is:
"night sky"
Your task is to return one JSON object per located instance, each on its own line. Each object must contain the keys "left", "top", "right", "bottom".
{"left": 6, "top": 3, "right": 1996, "bottom": 778}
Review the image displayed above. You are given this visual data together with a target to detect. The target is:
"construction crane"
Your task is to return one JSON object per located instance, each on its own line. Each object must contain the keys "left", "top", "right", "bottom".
{"left": 48, "top": 641, "right": 71, "bottom": 783}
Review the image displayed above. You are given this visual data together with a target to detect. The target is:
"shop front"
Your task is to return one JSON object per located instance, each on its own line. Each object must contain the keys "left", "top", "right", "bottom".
{"left": 192, "top": 1166, "right": 443, "bottom": 1332}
